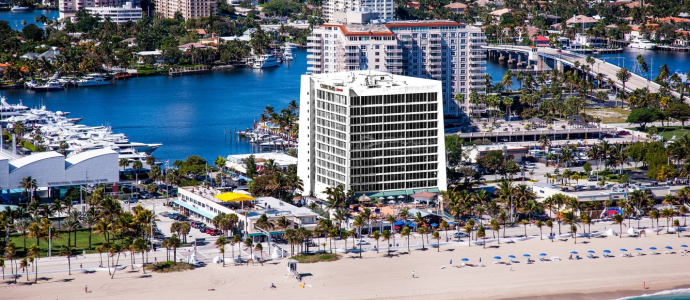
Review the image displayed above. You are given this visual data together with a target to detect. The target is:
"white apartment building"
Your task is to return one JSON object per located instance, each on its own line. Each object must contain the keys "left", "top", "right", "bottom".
{"left": 306, "top": 20, "right": 486, "bottom": 117}
{"left": 297, "top": 71, "right": 447, "bottom": 199}
{"left": 60, "top": 0, "right": 139, "bottom": 20}
{"left": 85, "top": 2, "right": 143, "bottom": 24}
{"left": 325, "top": 0, "right": 394, "bottom": 23}
{"left": 155, "top": 0, "right": 216, "bottom": 20}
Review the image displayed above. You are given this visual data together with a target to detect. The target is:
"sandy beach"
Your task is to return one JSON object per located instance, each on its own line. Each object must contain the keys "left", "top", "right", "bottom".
{"left": 3, "top": 229, "right": 690, "bottom": 300}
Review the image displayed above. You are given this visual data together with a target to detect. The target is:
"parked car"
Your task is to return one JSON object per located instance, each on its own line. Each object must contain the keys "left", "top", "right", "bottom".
{"left": 123, "top": 197, "right": 138, "bottom": 204}
{"left": 355, "top": 240, "right": 370, "bottom": 246}
{"left": 205, "top": 228, "right": 221, "bottom": 236}
{"left": 454, "top": 232, "right": 469, "bottom": 238}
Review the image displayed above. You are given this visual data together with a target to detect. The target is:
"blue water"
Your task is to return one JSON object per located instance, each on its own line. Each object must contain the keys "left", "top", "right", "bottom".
{"left": 0, "top": 51, "right": 307, "bottom": 162}
{"left": 617, "top": 289, "right": 690, "bottom": 300}
{"left": 0, "top": 10, "right": 59, "bottom": 29}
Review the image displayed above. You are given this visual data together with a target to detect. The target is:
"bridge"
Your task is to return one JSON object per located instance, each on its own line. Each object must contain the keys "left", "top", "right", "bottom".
{"left": 482, "top": 45, "right": 682, "bottom": 99}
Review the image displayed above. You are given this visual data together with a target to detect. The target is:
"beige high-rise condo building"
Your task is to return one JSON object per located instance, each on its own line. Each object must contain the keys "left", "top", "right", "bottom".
{"left": 156, "top": 0, "right": 216, "bottom": 20}
{"left": 306, "top": 20, "right": 486, "bottom": 117}
{"left": 324, "top": 0, "right": 394, "bottom": 23}
{"left": 60, "top": 0, "right": 140, "bottom": 20}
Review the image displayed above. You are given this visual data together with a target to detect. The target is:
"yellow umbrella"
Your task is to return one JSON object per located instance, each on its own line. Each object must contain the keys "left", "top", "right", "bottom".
{"left": 214, "top": 192, "right": 255, "bottom": 202}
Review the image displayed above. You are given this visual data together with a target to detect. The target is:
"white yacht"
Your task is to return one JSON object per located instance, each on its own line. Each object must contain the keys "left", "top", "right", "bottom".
{"left": 283, "top": 48, "right": 294, "bottom": 61}
{"left": 76, "top": 76, "right": 110, "bottom": 87}
{"left": 628, "top": 39, "right": 656, "bottom": 50}
{"left": 11, "top": 6, "right": 30, "bottom": 11}
{"left": 33, "top": 80, "right": 65, "bottom": 92}
{"left": 283, "top": 42, "right": 298, "bottom": 50}
{"left": 252, "top": 54, "right": 280, "bottom": 69}
{"left": 0, "top": 97, "right": 30, "bottom": 119}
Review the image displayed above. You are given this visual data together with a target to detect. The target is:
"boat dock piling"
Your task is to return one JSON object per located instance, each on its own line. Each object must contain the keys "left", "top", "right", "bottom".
{"left": 169, "top": 66, "right": 209, "bottom": 76}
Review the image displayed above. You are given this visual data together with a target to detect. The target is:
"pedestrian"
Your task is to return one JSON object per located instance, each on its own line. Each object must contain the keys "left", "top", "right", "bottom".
{"left": 412, "top": 270, "right": 415, "bottom": 278}
{"left": 85, "top": 285, "right": 88, "bottom": 293}
{"left": 80, "top": 263, "right": 83, "bottom": 269}
{"left": 155, "top": 257, "right": 158, "bottom": 264}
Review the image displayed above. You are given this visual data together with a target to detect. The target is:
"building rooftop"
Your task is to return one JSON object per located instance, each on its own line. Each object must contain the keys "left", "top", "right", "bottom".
{"left": 309, "top": 71, "right": 438, "bottom": 92}
{"left": 9, "top": 151, "right": 63, "bottom": 172}
{"left": 247, "top": 197, "right": 317, "bottom": 219}
{"left": 386, "top": 20, "right": 464, "bottom": 28}
{"left": 324, "top": 23, "right": 394, "bottom": 37}
{"left": 65, "top": 148, "right": 117, "bottom": 168}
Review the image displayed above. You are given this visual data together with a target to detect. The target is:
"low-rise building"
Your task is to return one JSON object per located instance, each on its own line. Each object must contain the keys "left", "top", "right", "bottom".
{"left": 466, "top": 144, "right": 528, "bottom": 163}
{"left": 566, "top": 15, "right": 598, "bottom": 28}
{"left": 225, "top": 152, "right": 297, "bottom": 175}
{"left": 444, "top": 2, "right": 467, "bottom": 13}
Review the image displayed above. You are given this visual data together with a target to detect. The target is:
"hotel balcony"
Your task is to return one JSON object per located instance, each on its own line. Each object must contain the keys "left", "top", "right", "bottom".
{"left": 385, "top": 47, "right": 402, "bottom": 53}
{"left": 339, "top": 47, "right": 359, "bottom": 54}
{"left": 385, "top": 60, "right": 403, "bottom": 66}
{"left": 470, "top": 76, "right": 484, "bottom": 82}
{"left": 429, "top": 36, "right": 441, "bottom": 42}
{"left": 306, "top": 54, "right": 321, "bottom": 60}
{"left": 307, "top": 66, "right": 323, "bottom": 72}
{"left": 470, "top": 81, "right": 484, "bottom": 87}
{"left": 386, "top": 53, "right": 403, "bottom": 59}
{"left": 470, "top": 65, "right": 486, "bottom": 71}
{"left": 307, "top": 42, "right": 322, "bottom": 48}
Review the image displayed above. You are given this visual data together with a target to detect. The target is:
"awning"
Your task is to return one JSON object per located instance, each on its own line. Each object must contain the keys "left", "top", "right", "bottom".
{"left": 248, "top": 231, "right": 285, "bottom": 237}
{"left": 173, "top": 199, "right": 216, "bottom": 219}
{"left": 214, "top": 192, "right": 255, "bottom": 202}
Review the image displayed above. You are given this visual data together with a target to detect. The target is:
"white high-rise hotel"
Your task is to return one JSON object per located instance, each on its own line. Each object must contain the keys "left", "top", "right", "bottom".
{"left": 297, "top": 71, "right": 447, "bottom": 198}
{"left": 324, "top": 0, "right": 394, "bottom": 22}
{"left": 307, "top": 20, "right": 486, "bottom": 117}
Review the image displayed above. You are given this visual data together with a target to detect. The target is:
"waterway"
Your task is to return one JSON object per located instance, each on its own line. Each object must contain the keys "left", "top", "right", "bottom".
{"left": 0, "top": 10, "right": 58, "bottom": 29}
{"left": 0, "top": 54, "right": 306, "bottom": 162}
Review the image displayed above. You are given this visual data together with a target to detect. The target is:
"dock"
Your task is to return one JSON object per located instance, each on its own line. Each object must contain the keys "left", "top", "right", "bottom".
{"left": 570, "top": 48, "right": 623, "bottom": 54}
{"left": 169, "top": 66, "right": 209, "bottom": 76}
{"left": 655, "top": 45, "right": 690, "bottom": 52}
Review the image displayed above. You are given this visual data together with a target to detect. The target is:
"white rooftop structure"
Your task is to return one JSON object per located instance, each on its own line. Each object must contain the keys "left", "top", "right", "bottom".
{"left": 225, "top": 152, "right": 297, "bottom": 174}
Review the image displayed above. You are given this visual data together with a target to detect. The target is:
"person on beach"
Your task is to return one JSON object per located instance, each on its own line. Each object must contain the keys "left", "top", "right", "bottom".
{"left": 412, "top": 271, "right": 415, "bottom": 278}
{"left": 85, "top": 285, "right": 88, "bottom": 293}
{"left": 80, "top": 263, "right": 83, "bottom": 269}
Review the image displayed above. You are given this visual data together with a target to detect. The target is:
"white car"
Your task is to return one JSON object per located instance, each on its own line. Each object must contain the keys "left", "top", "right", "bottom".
{"left": 355, "top": 240, "right": 370, "bottom": 246}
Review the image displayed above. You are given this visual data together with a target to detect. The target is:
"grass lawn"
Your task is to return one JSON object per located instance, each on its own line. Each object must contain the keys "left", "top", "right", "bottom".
{"left": 657, "top": 126, "right": 690, "bottom": 140}
{"left": 8, "top": 228, "right": 107, "bottom": 258}
{"left": 291, "top": 253, "right": 341, "bottom": 263}
{"left": 585, "top": 107, "right": 631, "bottom": 123}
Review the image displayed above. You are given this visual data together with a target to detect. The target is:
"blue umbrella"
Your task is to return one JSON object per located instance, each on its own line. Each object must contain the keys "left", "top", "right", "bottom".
{"left": 588, "top": 250, "right": 595, "bottom": 253}
{"left": 634, "top": 248, "right": 642, "bottom": 251}
{"left": 431, "top": 223, "right": 439, "bottom": 227}
{"left": 539, "top": 253, "right": 547, "bottom": 256}
{"left": 620, "top": 249, "right": 628, "bottom": 252}
{"left": 523, "top": 254, "right": 531, "bottom": 257}
{"left": 650, "top": 247, "right": 657, "bottom": 250}
{"left": 508, "top": 255, "right": 516, "bottom": 258}
{"left": 407, "top": 224, "right": 415, "bottom": 227}
{"left": 461, "top": 258, "right": 469, "bottom": 262}
{"left": 681, "top": 245, "right": 688, "bottom": 248}
{"left": 394, "top": 221, "right": 405, "bottom": 226}
{"left": 665, "top": 246, "right": 673, "bottom": 249}
{"left": 570, "top": 251, "right": 578, "bottom": 254}
{"left": 603, "top": 250, "right": 611, "bottom": 253}
{"left": 448, "top": 222, "right": 455, "bottom": 225}
{"left": 494, "top": 256, "right": 501, "bottom": 260}
{"left": 449, "top": 259, "right": 453, "bottom": 265}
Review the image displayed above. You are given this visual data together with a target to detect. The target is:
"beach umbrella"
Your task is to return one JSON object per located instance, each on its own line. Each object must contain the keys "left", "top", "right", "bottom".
{"left": 523, "top": 254, "right": 531, "bottom": 257}
{"left": 493, "top": 256, "right": 501, "bottom": 262}
{"left": 587, "top": 250, "right": 595, "bottom": 253}
{"left": 431, "top": 223, "right": 439, "bottom": 227}
{"left": 539, "top": 253, "right": 547, "bottom": 256}
{"left": 448, "top": 222, "right": 455, "bottom": 225}
{"left": 634, "top": 248, "right": 642, "bottom": 251}
{"left": 620, "top": 249, "right": 627, "bottom": 252}
{"left": 665, "top": 246, "right": 673, "bottom": 250}
{"left": 570, "top": 251, "right": 578, "bottom": 254}
{"left": 649, "top": 247, "right": 657, "bottom": 250}
{"left": 681, "top": 245, "right": 688, "bottom": 248}
{"left": 603, "top": 250, "right": 611, "bottom": 253}
{"left": 461, "top": 258, "right": 469, "bottom": 262}
{"left": 508, "top": 255, "right": 516, "bottom": 259}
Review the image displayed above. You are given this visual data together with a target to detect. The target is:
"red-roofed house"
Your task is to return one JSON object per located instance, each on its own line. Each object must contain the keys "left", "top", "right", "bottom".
{"left": 444, "top": 2, "right": 467, "bottom": 13}
{"left": 530, "top": 35, "right": 550, "bottom": 47}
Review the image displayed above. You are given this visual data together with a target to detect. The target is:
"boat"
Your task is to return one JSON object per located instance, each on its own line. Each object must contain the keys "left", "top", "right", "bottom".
{"left": 283, "top": 42, "right": 298, "bottom": 50}
{"left": 252, "top": 54, "right": 280, "bottom": 69}
{"left": 10, "top": 6, "right": 30, "bottom": 11}
{"left": 114, "top": 72, "right": 131, "bottom": 80}
{"left": 283, "top": 48, "right": 294, "bottom": 61}
{"left": 628, "top": 39, "right": 656, "bottom": 50}
{"left": 33, "top": 80, "right": 65, "bottom": 92}
{"left": 0, "top": 97, "right": 30, "bottom": 119}
{"left": 76, "top": 76, "right": 110, "bottom": 87}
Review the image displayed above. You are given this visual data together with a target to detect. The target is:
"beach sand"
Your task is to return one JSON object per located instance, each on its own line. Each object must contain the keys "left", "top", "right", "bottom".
{"left": 3, "top": 232, "right": 689, "bottom": 300}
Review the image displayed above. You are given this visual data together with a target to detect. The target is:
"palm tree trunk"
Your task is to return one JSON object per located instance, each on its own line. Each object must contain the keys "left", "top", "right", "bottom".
{"left": 111, "top": 254, "right": 121, "bottom": 279}
{"left": 67, "top": 256, "right": 71, "bottom": 275}
{"left": 142, "top": 252, "right": 146, "bottom": 274}
{"left": 34, "top": 260, "right": 37, "bottom": 283}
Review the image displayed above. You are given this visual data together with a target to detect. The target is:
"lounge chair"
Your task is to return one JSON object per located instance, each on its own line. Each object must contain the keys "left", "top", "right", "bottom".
{"left": 586, "top": 254, "right": 594, "bottom": 259}
{"left": 551, "top": 256, "right": 561, "bottom": 261}
{"left": 510, "top": 260, "right": 520, "bottom": 264}
{"left": 619, "top": 253, "right": 629, "bottom": 257}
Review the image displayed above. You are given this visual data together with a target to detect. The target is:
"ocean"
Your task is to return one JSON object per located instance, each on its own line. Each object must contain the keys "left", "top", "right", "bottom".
{"left": 617, "top": 289, "right": 690, "bottom": 300}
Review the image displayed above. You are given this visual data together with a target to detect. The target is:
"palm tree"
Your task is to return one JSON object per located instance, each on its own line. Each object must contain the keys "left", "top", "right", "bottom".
{"left": 477, "top": 225, "right": 486, "bottom": 249}
{"left": 19, "top": 257, "right": 28, "bottom": 282}
{"left": 546, "top": 220, "right": 553, "bottom": 242}
{"left": 243, "top": 238, "right": 253, "bottom": 266}
{"left": 232, "top": 234, "right": 242, "bottom": 263}
{"left": 372, "top": 230, "right": 381, "bottom": 253}
{"left": 133, "top": 238, "right": 148, "bottom": 273}
{"left": 19, "top": 176, "right": 37, "bottom": 206}
{"left": 612, "top": 214, "right": 624, "bottom": 238}
{"left": 14, "top": 219, "right": 30, "bottom": 252}
{"left": 0, "top": 258, "right": 4, "bottom": 280}
{"left": 4, "top": 242, "right": 16, "bottom": 283}
{"left": 353, "top": 215, "right": 365, "bottom": 258}
{"left": 255, "top": 243, "right": 263, "bottom": 265}
{"left": 464, "top": 223, "right": 472, "bottom": 247}
{"left": 28, "top": 244, "right": 40, "bottom": 283}
{"left": 109, "top": 244, "right": 123, "bottom": 279}
{"left": 382, "top": 230, "right": 391, "bottom": 256}
{"left": 661, "top": 208, "right": 675, "bottom": 233}
{"left": 616, "top": 68, "right": 631, "bottom": 107}
{"left": 215, "top": 236, "right": 227, "bottom": 267}
{"left": 400, "top": 226, "right": 411, "bottom": 253}
{"left": 59, "top": 245, "right": 73, "bottom": 275}
{"left": 168, "top": 235, "right": 181, "bottom": 264}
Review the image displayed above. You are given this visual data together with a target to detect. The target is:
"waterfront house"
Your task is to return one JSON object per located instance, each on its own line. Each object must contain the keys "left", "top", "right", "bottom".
{"left": 134, "top": 50, "right": 164, "bottom": 65}
{"left": 530, "top": 35, "right": 550, "bottom": 47}
{"left": 178, "top": 43, "right": 217, "bottom": 52}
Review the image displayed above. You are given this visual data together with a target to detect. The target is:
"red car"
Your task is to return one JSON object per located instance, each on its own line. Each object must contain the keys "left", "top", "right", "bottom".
{"left": 205, "top": 228, "right": 222, "bottom": 236}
